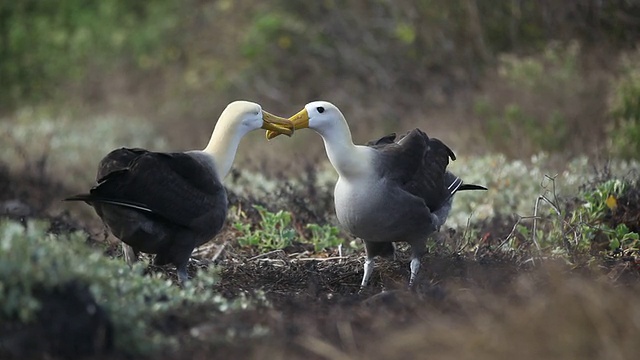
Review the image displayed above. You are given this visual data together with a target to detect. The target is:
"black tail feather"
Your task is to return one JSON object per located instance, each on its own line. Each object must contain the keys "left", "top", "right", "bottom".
{"left": 63, "top": 194, "right": 154, "bottom": 213}
{"left": 64, "top": 194, "right": 93, "bottom": 202}
{"left": 458, "top": 184, "right": 488, "bottom": 191}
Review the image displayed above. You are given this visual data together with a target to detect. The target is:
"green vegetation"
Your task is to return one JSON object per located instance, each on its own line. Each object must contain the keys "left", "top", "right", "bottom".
{"left": 0, "top": 219, "right": 259, "bottom": 356}
{"left": 305, "top": 223, "right": 344, "bottom": 252}
{"left": 3, "top": 1, "right": 640, "bottom": 358}
{"left": 474, "top": 42, "right": 581, "bottom": 155}
{"left": 0, "top": 0, "right": 181, "bottom": 109}
{"left": 607, "top": 50, "right": 640, "bottom": 160}
{"left": 2, "top": 161, "right": 639, "bottom": 357}
{"left": 0, "top": 0, "right": 638, "bottom": 166}
{"left": 504, "top": 178, "right": 640, "bottom": 260}
{"left": 234, "top": 205, "right": 349, "bottom": 253}
{"left": 569, "top": 179, "right": 638, "bottom": 257}
{"left": 228, "top": 159, "right": 640, "bottom": 264}
{"left": 499, "top": 42, "right": 580, "bottom": 90}
{"left": 449, "top": 154, "right": 585, "bottom": 226}
{"left": 0, "top": 109, "right": 167, "bottom": 188}
{"left": 234, "top": 205, "right": 297, "bottom": 251}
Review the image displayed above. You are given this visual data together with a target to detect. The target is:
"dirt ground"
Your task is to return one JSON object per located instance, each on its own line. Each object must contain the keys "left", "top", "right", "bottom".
{"left": 2, "top": 164, "right": 640, "bottom": 360}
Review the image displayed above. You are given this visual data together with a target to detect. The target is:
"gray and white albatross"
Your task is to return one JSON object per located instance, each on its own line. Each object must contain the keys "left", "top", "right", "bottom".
{"left": 65, "top": 101, "right": 293, "bottom": 283}
{"left": 267, "top": 101, "right": 486, "bottom": 287}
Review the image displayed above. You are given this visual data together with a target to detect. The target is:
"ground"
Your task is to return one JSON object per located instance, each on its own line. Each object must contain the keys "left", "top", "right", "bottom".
{"left": 1, "top": 164, "right": 640, "bottom": 360}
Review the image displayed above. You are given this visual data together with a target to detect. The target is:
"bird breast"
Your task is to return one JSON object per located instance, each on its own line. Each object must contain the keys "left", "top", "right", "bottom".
{"left": 334, "top": 176, "right": 432, "bottom": 243}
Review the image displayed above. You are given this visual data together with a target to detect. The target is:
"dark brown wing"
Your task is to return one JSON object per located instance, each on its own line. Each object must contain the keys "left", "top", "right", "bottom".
{"left": 365, "top": 133, "right": 398, "bottom": 147}
{"left": 96, "top": 148, "right": 149, "bottom": 181}
{"left": 88, "top": 151, "right": 226, "bottom": 228}
{"left": 368, "top": 129, "right": 456, "bottom": 211}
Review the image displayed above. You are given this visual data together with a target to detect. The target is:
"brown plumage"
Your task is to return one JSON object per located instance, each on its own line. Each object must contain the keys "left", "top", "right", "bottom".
{"left": 65, "top": 101, "right": 293, "bottom": 282}
{"left": 66, "top": 149, "right": 227, "bottom": 283}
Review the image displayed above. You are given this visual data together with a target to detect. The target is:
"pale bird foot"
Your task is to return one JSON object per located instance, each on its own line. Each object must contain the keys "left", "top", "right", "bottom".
{"left": 409, "top": 257, "right": 421, "bottom": 287}
{"left": 122, "top": 243, "right": 138, "bottom": 265}
{"left": 360, "top": 258, "right": 375, "bottom": 288}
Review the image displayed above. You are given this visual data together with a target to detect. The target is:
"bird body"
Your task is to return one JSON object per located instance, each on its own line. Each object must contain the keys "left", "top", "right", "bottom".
{"left": 66, "top": 101, "right": 293, "bottom": 282}
{"left": 267, "top": 102, "right": 486, "bottom": 287}
{"left": 334, "top": 168, "right": 435, "bottom": 245}
{"left": 71, "top": 148, "right": 228, "bottom": 263}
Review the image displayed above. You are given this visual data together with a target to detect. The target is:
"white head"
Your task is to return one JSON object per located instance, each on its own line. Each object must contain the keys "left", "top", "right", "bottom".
{"left": 203, "top": 101, "right": 292, "bottom": 179}
{"left": 265, "top": 100, "right": 369, "bottom": 177}
{"left": 266, "top": 101, "right": 348, "bottom": 139}
{"left": 217, "top": 101, "right": 293, "bottom": 136}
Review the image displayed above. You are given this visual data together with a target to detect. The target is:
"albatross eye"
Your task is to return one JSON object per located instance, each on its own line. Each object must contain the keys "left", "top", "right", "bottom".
{"left": 317, "top": 106, "right": 325, "bottom": 113}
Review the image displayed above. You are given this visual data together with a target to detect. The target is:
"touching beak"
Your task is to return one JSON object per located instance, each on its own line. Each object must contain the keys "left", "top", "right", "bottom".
{"left": 266, "top": 108, "right": 309, "bottom": 140}
{"left": 261, "top": 110, "right": 294, "bottom": 136}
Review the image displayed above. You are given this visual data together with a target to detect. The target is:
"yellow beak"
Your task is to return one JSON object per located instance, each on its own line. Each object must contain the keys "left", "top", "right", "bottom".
{"left": 266, "top": 108, "right": 309, "bottom": 140}
{"left": 261, "top": 110, "right": 294, "bottom": 136}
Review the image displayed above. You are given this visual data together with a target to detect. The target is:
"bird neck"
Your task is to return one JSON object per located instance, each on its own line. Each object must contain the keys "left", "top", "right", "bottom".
{"left": 202, "top": 120, "right": 246, "bottom": 179}
{"left": 318, "top": 119, "right": 372, "bottom": 179}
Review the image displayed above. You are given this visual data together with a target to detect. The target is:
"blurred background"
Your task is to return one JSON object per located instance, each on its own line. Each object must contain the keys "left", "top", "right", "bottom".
{"left": 4, "top": 3, "right": 640, "bottom": 358}
{"left": 2, "top": 0, "right": 640, "bottom": 187}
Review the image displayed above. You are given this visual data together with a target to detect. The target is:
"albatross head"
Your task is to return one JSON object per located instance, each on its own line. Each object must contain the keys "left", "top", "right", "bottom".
{"left": 265, "top": 101, "right": 344, "bottom": 139}
{"left": 221, "top": 101, "right": 294, "bottom": 136}
{"left": 203, "top": 101, "right": 293, "bottom": 179}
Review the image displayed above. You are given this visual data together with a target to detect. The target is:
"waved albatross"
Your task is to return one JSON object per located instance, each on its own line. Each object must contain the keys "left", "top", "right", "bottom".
{"left": 65, "top": 101, "right": 293, "bottom": 283}
{"left": 267, "top": 101, "right": 486, "bottom": 287}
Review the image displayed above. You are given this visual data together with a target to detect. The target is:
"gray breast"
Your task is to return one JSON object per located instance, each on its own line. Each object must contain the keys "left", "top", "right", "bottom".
{"left": 334, "top": 177, "right": 435, "bottom": 244}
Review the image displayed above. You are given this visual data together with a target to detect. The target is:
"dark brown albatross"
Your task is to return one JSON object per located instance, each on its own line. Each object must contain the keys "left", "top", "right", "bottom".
{"left": 267, "top": 101, "right": 486, "bottom": 287}
{"left": 65, "top": 101, "right": 293, "bottom": 283}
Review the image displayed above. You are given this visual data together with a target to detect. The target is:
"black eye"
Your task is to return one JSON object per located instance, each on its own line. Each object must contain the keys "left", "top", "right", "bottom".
{"left": 317, "top": 106, "right": 325, "bottom": 113}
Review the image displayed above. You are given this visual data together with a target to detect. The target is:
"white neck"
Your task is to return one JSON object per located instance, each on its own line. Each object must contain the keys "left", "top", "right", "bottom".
{"left": 202, "top": 119, "right": 246, "bottom": 179}
{"left": 317, "top": 117, "right": 372, "bottom": 179}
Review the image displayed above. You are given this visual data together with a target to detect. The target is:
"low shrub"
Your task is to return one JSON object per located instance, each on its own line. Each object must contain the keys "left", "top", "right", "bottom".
{"left": 0, "top": 219, "right": 258, "bottom": 356}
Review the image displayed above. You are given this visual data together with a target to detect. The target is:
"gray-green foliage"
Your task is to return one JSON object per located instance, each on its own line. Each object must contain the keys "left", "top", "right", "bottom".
{"left": 607, "top": 50, "right": 640, "bottom": 159}
{"left": 445, "top": 154, "right": 584, "bottom": 228}
{"left": 0, "top": 109, "right": 167, "bottom": 189}
{"left": 476, "top": 100, "right": 568, "bottom": 153}
{"left": 239, "top": 2, "right": 634, "bottom": 90}
{"left": 508, "top": 178, "right": 639, "bottom": 259}
{"left": 568, "top": 179, "right": 637, "bottom": 254}
{"left": 498, "top": 42, "right": 580, "bottom": 91}
{"left": 0, "top": 219, "right": 257, "bottom": 355}
{"left": 475, "top": 42, "right": 579, "bottom": 154}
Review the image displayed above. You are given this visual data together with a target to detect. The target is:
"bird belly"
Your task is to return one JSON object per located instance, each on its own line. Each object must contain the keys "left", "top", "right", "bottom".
{"left": 95, "top": 204, "right": 173, "bottom": 254}
{"left": 334, "top": 178, "right": 434, "bottom": 243}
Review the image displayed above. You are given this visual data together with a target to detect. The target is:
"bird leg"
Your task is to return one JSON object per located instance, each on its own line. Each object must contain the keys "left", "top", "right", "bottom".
{"left": 409, "top": 257, "right": 421, "bottom": 287}
{"left": 176, "top": 263, "right": 189, "bottom": 284}
{"left": 360, "top": 258, "right": 375, "bottom": 288}
{"left": 430, "top": 213, "right": 442, "bottom": 232}
{"left": 170, "top": 238, "right": 195, "bottom": 285}
{"left": 122, "top": 243, "right": 138, "bottom": 265}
